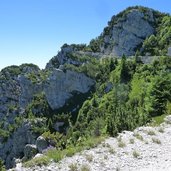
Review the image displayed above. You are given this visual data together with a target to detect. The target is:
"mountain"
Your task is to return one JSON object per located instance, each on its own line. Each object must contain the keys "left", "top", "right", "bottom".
{"left": 0, "top": 6, "right": 171, "bottom": 170}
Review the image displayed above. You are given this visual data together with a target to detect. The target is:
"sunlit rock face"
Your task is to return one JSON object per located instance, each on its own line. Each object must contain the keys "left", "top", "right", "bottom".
{"left": 44, "top": 69, "right": 95, "bottom": 110}
{"left": 100, "top": 9, "right": 155, "bottom": 56}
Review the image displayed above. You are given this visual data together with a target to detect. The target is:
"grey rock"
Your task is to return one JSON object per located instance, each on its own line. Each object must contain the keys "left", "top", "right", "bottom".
{"left": 101, "top": 9, "right": 155, "bottom": 56}
{"left": 54, "top": 122, "right": 64, "bottom": 132}
{"left": 24, "top": 144, "right": 37, "bottom": 160}
{"left": 44, "top": 69, "right": 95, "bottom": 110}
{"left": 0, "top": 120, "right": 37, "bottom": 168}
{"left": 18, "top": 75, "right": 43, "bottom": 109}
{"left": 104, "top": 82, "right": 113, "bottom": 93}
{"left": 46, "top": 45, "right": 83, "bottom": 69}
{"left": 36, "top": 136, "right": 48, "bottom": 153}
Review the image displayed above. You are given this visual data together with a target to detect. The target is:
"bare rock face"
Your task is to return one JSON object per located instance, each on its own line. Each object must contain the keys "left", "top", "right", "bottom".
{"left": 0, "top": 120, "right": 38, "bottom": 168}
{"left": 18, "top": 75, "right": 43, "bottom": 109}
{"left": 36, "top": 136, "right": 48, "bottom": 153}
{"left": 44, "top": 69, "right": 95, "bottom": 110}
{"left": 100, "top": 9, "right": 155, "bottom": 56}
{"left": 24, "top": 144, "right": 37, "bottom": 160}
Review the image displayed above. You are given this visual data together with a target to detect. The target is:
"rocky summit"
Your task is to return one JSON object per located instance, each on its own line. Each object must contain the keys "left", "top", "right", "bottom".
{"left": 0, "top": 6, "right": 171, "bottom": 170}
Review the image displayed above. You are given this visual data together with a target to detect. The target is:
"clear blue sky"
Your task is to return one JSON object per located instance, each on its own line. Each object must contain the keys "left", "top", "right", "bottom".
{"left": 0, "top": 0, "right": 171, "bottom": 70}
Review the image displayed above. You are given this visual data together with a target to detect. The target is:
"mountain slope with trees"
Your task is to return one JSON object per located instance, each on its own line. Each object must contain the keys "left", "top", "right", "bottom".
{"left": 0, "top": 6, "right": 171, "bottom": 170}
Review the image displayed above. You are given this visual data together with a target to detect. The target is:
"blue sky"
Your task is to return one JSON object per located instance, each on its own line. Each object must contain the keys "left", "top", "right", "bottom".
{"left": 0, "top": 0, "right": 171, "bottom": 70}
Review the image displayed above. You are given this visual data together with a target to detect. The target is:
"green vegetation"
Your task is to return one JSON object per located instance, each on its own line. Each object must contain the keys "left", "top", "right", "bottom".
{"left": 133, "top": 133, "right": 144, "bottom": 141}
{"left": 1, "top": 53, "right": 170, "bottom": 169}
{"left": 0, "top": 159, "right": 6, "bottom": 171}
{"left": 24, "top": 136, "right": 105, "bottom": 167}
{"left": 2, "top": 7, "right": 171, "bottom": 169}
{"left": 24, "top": 54, "right": 171, "bottom": 167}
{"left": 68, "top": 163, "right": 78, "bottom": 171}
{"left": 80, "top": 164, "right": 91, "bottom": 171}
{"left": 129, "top": 138, "right": 135, "bottom": 144}
{"left": 142, "top": 15, "right": 171, "bottom": 55}
{"left": 152, "top": 137, "right": 161, "bottom": 144}
{"left": 150, "top": 114, "right": 168, "bottom": 126}
{"left": 147, "top": 130, "right": 156, "bottom": 136}
{"left": 132, "top": 150, "right": 140, "bottom": 158}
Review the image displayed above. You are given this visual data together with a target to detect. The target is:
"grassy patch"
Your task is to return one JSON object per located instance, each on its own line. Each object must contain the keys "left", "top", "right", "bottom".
{"left": 69, "top": 163, "right": 78, "bottom": 171}
{"left": 150, "top": 114, "right": 168, "bottom": 126}
{"left": 147, "top": 130, "right": 156, "bottom": 136}
{"left": 108, "top": 147, "right": 115, "bottom": 154}
{"left": 133, "top": 150, "right": 140, "bottom": 158}
{"left": 80, "top": 164, "right": 91, "bottom": 171}
{"left": 23, "top": 136, "right": 105, "bottom": 167}
{"left": 129, "top": 138, "right": 135, "bottom": 144}
{"left": 152, "top": 137, "right": 161, "bottom": 144}
{"left": 85, "top": 154, "right": 93, "bottom": 162}
{"left": 133, "top": 133, "right": 144, "bottom": 141}
{"left": 118, "top": 141, "right": 126, "bottom": 148}
{"left": 23, "top": 156, "right": 50, "bottom": 168}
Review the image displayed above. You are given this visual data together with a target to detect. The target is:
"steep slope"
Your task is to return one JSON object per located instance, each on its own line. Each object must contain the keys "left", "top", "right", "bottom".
{"left": 0, "top": 6, "right": 171, "bottom": 170}
{"left": 11, "top": 116, "right": 171, "bottom": 171}
{"left": 0, "top": 64, "right": 94, "bottom": 168}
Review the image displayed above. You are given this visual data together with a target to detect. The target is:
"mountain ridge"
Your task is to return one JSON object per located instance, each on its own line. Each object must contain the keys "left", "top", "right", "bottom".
{"left": 0, "top": 6, "right": 171, "bottom": 170}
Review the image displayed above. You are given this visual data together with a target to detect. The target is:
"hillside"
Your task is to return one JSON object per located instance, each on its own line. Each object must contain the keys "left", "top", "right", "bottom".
{"left": 0, "top": 6, "right": 171, "bottom": 170}
{"left": 11, "top": 115, "right": 171, "bottom": 171}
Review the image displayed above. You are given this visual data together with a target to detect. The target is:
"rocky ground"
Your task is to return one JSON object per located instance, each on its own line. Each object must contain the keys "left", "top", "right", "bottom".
{"left": 10, "top": 116, "right": 171, "bottom": 171}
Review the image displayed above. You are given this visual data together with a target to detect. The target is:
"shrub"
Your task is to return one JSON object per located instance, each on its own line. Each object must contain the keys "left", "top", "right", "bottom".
{"left": 133, "top": 150, "right": 140, "bottom": 158}
{"left": 147, "top": 130, "right": 156, "bottom": 136}
{"left": 158, "top": 127, "right": 164, "bottom": 133}
{"left": 118, "top": 141, "right": 126, "bottom": 148}
{"left": 23, "top": 156, "right": 50, "bottom": 167}
{"left": 133, "top": 133, "right": 144, "bottom": 141}
{"left": 129, "top": 138, "right": 135, "bottom": 144}
{"left": 152, "top": 138, "right": 161, "bottom": 144}
{"left": 69, "top": 163, "right": 78, "bottom": 171}
{"left": 85, "top": 154, "right": 93, "bottom": 162}
{"left": 108, "top": 147, "right": 115, "bottom": 154}
{"left": 80, "top": 164, "right": 91, "bottom": 171}
{"left": 0, "top": 159, "right": 5, "bottom": 171}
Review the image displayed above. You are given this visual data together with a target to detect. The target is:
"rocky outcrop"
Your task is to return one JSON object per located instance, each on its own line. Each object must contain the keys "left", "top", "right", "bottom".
{"left": 44, "top": 69, "right": 95, "bottom": 110}
{"left": 168, "top": 46, "right": 171, "bottom": 56}
{"left": 36, "top": 136, "right": 48, "bottom": 153}
{"left": 46, "top": 44, "right": 87, "bottom": 69}
{"left": 18, "top": 75, "right": 43, "bottom": 109}
{"left": 0, "top": 120, "right": 37, "bottom": 168}
{"left": 0, "top": 64, "right": 95, "bottom": 168}
{"left": 100, "top": 9, "right": 155, "bottom": 56}
{"left": 24, "top": 144, "right": 37, "bottom": 160}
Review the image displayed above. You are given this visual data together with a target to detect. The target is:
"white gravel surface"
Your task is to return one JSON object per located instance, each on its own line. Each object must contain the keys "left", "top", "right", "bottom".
{"left": 10, "top": 116, "right": 171, "bottom": 171}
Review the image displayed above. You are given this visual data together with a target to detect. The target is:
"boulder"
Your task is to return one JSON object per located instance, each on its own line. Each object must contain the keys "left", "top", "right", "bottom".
{"left": 24, "top": 144, "right": 37, "bottom": 160}
{"left": 168, "top": 46, "right": 171, "bottom": 56}
{"left": 54, "top": 122, "right": 64, "bottom": 131}
{"left": 36, "top": 136, "right": 48, "bottom": 153}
